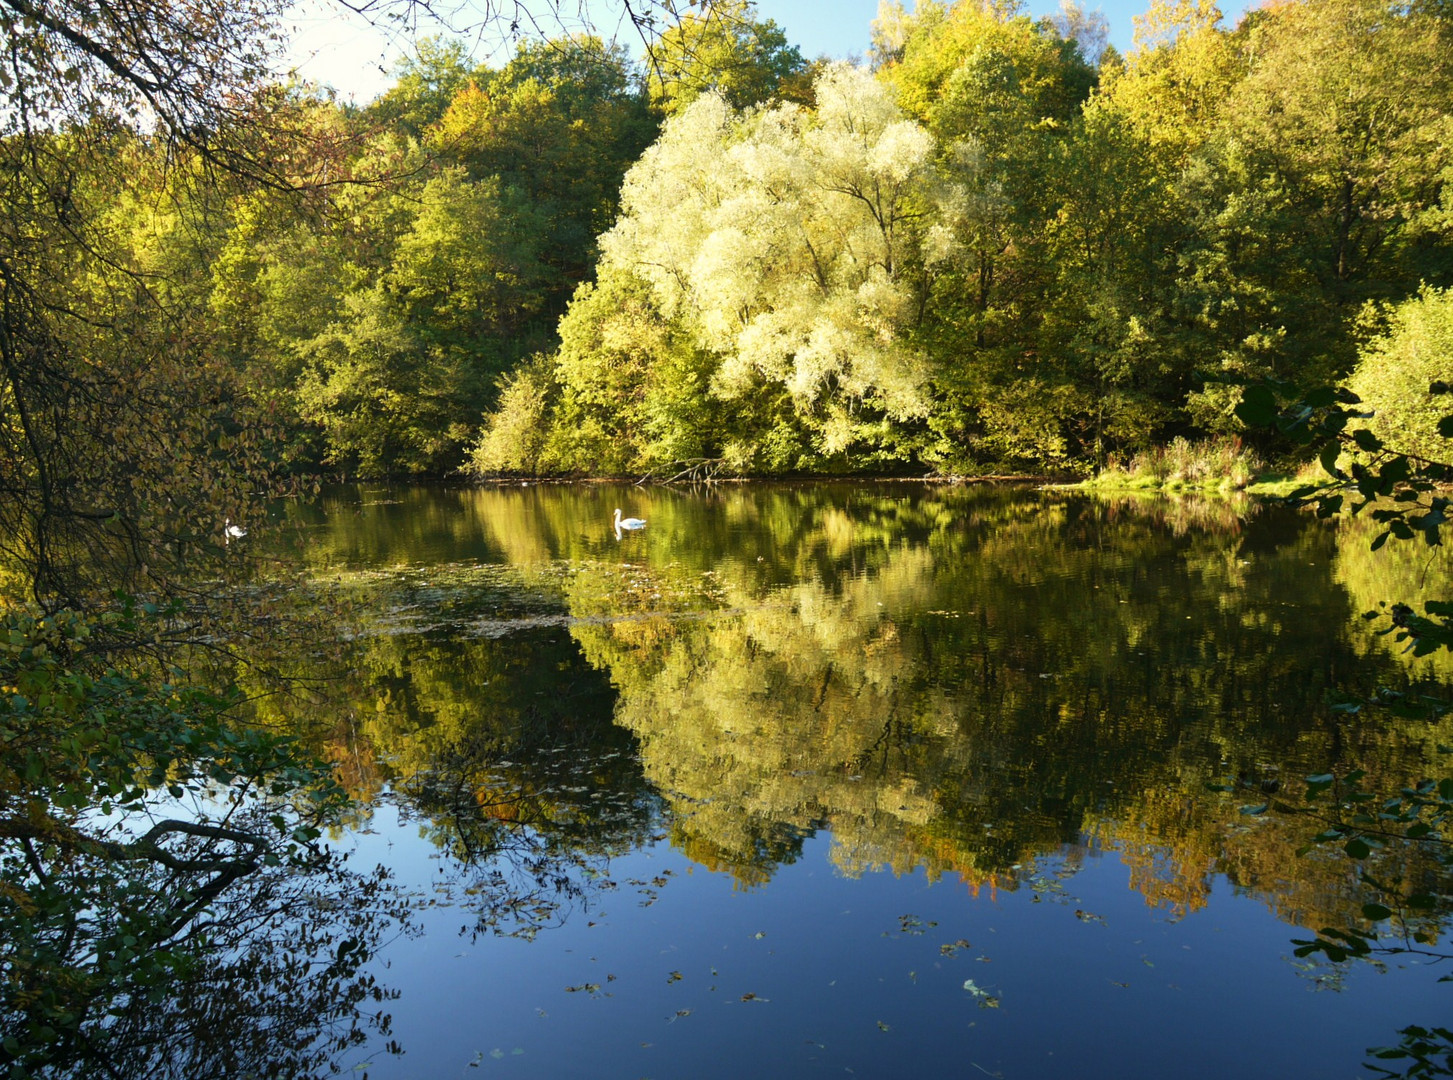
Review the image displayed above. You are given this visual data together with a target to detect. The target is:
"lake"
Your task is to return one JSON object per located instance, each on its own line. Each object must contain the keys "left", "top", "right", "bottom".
{"left": 245, "top": 481, "right": 1452, "bottom": 1079}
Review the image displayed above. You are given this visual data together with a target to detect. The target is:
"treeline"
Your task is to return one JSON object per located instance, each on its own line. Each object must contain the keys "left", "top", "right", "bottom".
{"left": 62, "top": 0, "right": 1453, "bottom": 481}
{"left": 70, "top": 3, "right": 810, "bottom": 482}
{"left": 473, "top": 0, "right": 1452, "bottom": 476}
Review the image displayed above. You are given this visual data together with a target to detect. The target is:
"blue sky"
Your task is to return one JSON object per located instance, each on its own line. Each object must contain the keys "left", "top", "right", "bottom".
{"left": 285, "top": 0, "right": 1254, "bottom": 103}
{"left": 762, "top": 0, "right": 1124, "bottom": 59}
{"left": 757, "top": 0, "right": 1256, "bottom": 60}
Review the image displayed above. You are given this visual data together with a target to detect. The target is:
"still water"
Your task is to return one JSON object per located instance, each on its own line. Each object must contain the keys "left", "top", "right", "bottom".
{"left": 259, "top": 482, "right": 1452, "bottom": 1079}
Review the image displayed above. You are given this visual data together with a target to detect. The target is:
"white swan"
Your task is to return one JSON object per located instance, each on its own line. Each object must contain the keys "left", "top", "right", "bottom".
{"left": 224, "top": 518, "right": 247, "bottom": 541}
{"left": 613, "top": 508, "right": 646, "bottom": 531}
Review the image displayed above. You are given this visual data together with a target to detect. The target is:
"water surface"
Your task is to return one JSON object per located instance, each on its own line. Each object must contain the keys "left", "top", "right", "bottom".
{"left": 257, "top": 482, "right": 1453, "bottom": 1078}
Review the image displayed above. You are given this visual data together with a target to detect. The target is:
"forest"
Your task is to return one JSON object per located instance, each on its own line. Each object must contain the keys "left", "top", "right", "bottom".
{"left": 2, "top": 0, "right": 1453, "bottom": 1075}
{"left": 7, "top": 0, "right": 1450, "bottom": 496}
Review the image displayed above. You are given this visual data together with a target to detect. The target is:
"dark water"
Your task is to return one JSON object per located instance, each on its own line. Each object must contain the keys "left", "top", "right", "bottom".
{"left": 256, "top": 482, "right": 1452, "bottom": 1079}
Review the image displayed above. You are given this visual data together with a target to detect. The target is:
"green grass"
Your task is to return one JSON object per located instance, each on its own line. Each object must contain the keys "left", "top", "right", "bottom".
{"left": 1245, "top": 474, "right": 1334, "bottom": 497}
{"left": 1080, "top": 437, "right": 1265, "bottom": 494}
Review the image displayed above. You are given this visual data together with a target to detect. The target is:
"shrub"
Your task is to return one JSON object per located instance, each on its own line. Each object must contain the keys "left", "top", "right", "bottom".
{"left": 467, "top": 356, "right": 554, "bottom": 475}
{"left": 1095, "top": 436, "right": 1263, "bottom": 490}
{"left": 1346, "top": 288, "right": 1453, "bottom": 465}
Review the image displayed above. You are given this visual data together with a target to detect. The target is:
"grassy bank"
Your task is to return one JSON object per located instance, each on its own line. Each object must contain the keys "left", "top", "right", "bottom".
{"left": 1077, "top": 438, "right": 1266, "bottom": 494}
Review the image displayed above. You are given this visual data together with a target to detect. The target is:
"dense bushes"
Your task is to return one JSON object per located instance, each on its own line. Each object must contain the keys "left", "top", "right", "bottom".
{"left": 466, "top": 0, "right": 1452, "bottom": 477}
{"left": 1347, "top": 289, "right": 1453, "bottom": 465}
{"left": 52, "top": 1, "right": 1450, "bottom": 480}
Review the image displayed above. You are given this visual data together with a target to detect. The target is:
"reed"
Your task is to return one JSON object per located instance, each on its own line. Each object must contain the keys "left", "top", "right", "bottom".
{"left": 1089, "top": 437, "right": 1265, "bottom": 492}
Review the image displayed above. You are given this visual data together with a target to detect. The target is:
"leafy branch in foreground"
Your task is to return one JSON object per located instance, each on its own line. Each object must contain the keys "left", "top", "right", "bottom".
{"left": 1235, "top": 371, "right": 1453, "bottom": 1075}
{"left": 1366, "top": 1026, "right": 1453, "bottom": 1080}
{"left": 1235, "top": 376, "right": 1453, "bottom": 651}
{"left": 1226, "top": 758, "right": 1453, "bottom": 967}
{"left": 0, "top": 606, "right": 369, "bottom": 1078}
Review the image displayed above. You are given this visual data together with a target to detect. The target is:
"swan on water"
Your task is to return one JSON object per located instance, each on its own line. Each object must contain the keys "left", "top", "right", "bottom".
{"left": 613, "top": 508, "right": 646, "bottom": 531}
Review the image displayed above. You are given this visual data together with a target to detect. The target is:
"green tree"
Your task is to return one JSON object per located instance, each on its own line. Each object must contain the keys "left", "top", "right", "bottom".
{"left": 469, "top": 356, "right": 557, "bottom": 474}
{"left": 1105, "top": 0, "right": 1239, "bottom": 164}
{"left": 367, "top": 36, "right": 480, "bottom": 137}
{"left": 0, "top": 2, "right": 302, "bottom": 607}
{"left": 880, "top": 0, "right": 1105, "bottom": 468}
{"left": 1032, "top": 97, "right": 1178, "bottom": 463}
{"left": 645, "top": 0, "right": 807, "bottom": 116}
{"left": 431, "top": 36, "right": 655, "bottom": 297}
{"left": 1224, "top": 0, "right": 1453, "bottom": 303}
{"left": 1186, "top": 0, "right": 1453, "bottom": 401}
{"left": 596, "top": 65, "right": 937, "bottom": 469}
{"left": 1346, "top": 288, "right": 1453, "bottom": 467}
{"left": 286, "top": 165, "right": 553, "bottom": 476}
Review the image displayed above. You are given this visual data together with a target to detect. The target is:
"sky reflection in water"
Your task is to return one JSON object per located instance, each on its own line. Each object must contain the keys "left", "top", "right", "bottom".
{"left": 274, "top": 483, "right": 1453, "bottom": 1078}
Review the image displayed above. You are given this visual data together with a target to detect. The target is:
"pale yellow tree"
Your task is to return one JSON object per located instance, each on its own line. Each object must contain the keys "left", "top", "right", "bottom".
{"left": 599, "top": 62, "right": 935, "bottom": 458}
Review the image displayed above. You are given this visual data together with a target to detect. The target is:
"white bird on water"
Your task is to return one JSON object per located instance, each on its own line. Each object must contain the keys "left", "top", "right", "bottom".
{"left": 613, "top": 508, "right": 646, "bottom": 531}
{"left": 224, "top": 518, "right": 247, "bottom": 541}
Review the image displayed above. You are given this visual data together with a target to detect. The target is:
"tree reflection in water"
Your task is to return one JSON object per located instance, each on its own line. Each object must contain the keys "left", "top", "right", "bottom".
{"left": 7, "top": 819, "right": 412, "bottom": 1080}
{"left": 275, "top": 485, "right": 1453, "bottom": 933}
{"left": 243, "top": 483, "right": 1453, "bottom": 1074}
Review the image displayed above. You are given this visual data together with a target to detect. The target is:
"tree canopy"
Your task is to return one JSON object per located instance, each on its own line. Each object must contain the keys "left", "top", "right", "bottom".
{"left": 10, "top": 0, "right": 1444, "bottom": 487}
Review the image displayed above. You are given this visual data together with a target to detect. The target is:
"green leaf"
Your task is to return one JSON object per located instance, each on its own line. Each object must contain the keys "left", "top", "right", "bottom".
{"left": 1361, "top": 903, "right": 1393, "bottom": 920}
{"left": 1379, "top": 456, "right": 1410, "bottom": 485}
{"left": 1344, "top": 837, "right": 1372, "bottom": 859}
{"left": 1352, "top": 428, "right": 1383, "bottom": 452}
{"left": 1235, "top": 384, "right": 1278, "bottom": 428}
{"left": 1438, "top": 415, "right": 1453, "bottom": 438}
